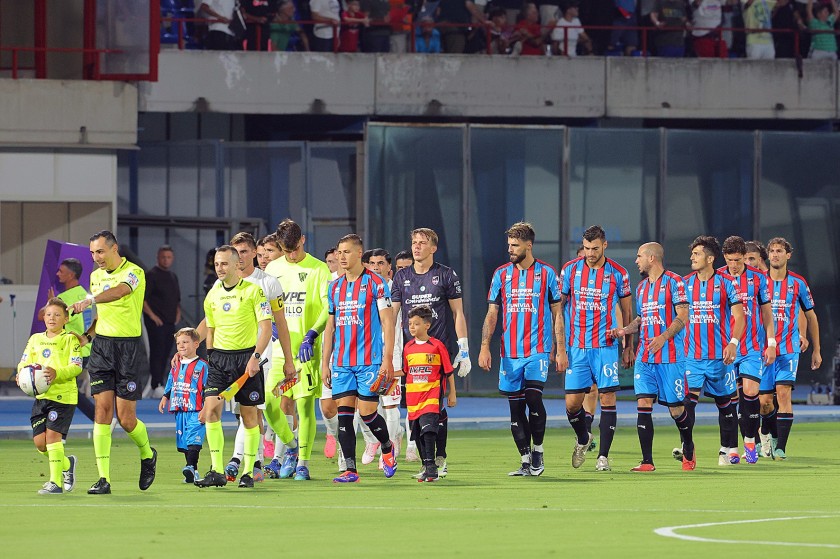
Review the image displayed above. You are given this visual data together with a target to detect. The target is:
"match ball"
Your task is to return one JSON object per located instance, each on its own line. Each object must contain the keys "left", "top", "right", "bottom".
{"left": 17, "top": 364, "right": 49, "bottom": 397}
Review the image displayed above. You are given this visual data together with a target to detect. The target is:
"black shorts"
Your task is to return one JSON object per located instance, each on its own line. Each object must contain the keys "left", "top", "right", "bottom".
{"left": 31, "top": 399, "right": 76, "bottom": 437}
{"left": 410, "top": 412, "right": 440, "bottom": 441}
{"left": 205, "top": 348, "right": 265, "bottom": 406}
{"left": 87, "top": 335, "right": 143, "bottom": 400}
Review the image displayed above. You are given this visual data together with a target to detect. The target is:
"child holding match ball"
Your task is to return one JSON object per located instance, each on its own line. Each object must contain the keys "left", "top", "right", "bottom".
{"left": 17, "top": 297, "right": 83, "bottom": 495}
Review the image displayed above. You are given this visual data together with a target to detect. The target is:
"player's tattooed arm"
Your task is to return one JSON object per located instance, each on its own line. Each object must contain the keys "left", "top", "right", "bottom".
{"left": 609, "top": 316, "right": 641, "bottom": 338}
{"left": 552, "top": 304, "right": 569, "bottom": 372}
{"left": 478, "top": 305, "right": 499, "bottom": 371}
{"left": 664, "top": 303, "right": 689, "bottom": 339}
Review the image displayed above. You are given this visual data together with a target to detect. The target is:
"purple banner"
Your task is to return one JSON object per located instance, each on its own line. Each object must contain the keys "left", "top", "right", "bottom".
{"left": 30, "top": 240, "right": 94, "bottom": 335}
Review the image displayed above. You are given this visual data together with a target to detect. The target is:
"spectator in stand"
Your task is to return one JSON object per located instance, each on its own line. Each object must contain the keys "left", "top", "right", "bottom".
{"left": 416, "top": 15, "right": 444, "bottom": 51}
{"left": 610, "top": 0, "right": 640, "bottom": 55}
{"left": 515, "top": 2, "right": 546, "bottom": 54}
{"left": 772, "top": 0, "right": 801, "bottom": 57}
{"left": 143, "top": 245, "right": 182, "bottom": 400}
{"left": 271, "top": 0, "right": 311, "bottom": 50}
{"left": 417, "top": 0, "right": 442, "bottom": 20}
{"left": 390, "top": 0, "right": 414, "bottom": 52}
{"left": 242, "top": 0, "right": 279, "bottom": 51}
{"left": 361, "top": 0, "right": 393, "bottom": 52}
{"left": 690, "top": 0, "right": 729, "bottom": 56}
{"left": 311, "top": 0, "right": 342, "bottom": 51}
{"left": 340, "top": 0, "right": 369, "bottom": 52}
{"left": 539, "top": 0, "right": 562, "bottom": 34}
{"left": 465, "top": 0, "right": 490, "bottom": 53}
{"left": 651, "top": 0, "right": 688, "bottom": 56}
{"left": 806, "top": 0, "right": 838, "bottom": 59}
{"left": 199, "top": 0, "right": 238, "bottom": 50}
{"left": 438, "top": 0, "right": 475, "bottom": 52}
{"left": 552, "top": 1, "right": 593, "bottom": 55}
{"left": 489, "top": 6, "right": 515, "bottom": 53}
{"left": 742, "top": 0, "right": 776, "bottom": 58}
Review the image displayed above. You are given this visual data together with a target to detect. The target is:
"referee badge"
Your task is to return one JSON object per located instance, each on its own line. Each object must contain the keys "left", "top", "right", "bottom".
{"left": 249, "top": 391, "right": 259, "bottom": 401}
{"left": 127, "top": 382, "right": 137, "bottom": 392}
{"left": 48, "top": 411, "right": 58, "bottom": 422}
{"left": 42, "top": 349, "right": 51, "bottom": 358}
{"left": 223, "top": 302, "right": 232, "bottom": 311}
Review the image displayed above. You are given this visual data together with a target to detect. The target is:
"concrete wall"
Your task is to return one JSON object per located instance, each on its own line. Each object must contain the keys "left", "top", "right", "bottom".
{"left": 140, "top": 50, "right": 840, "bottom": 120}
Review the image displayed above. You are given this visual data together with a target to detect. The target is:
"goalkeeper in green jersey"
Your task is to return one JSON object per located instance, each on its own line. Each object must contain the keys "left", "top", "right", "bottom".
{"left": 17, "top": 298, "right": 83, "bottom": 494}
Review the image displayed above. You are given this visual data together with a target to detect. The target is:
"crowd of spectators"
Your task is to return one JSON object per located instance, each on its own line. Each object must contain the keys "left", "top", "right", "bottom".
{"left": 170, "top": 0, "right": 838, "bottom": 57}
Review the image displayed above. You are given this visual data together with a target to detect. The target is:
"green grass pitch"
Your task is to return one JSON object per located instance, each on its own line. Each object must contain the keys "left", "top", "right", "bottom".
{"left": 1, "top": 424, "right": 838, "bottom": 559}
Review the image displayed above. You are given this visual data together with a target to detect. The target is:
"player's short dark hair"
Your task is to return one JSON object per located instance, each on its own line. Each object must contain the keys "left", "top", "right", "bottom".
{"left": 690, "top": 235, "right": 721, "bottom": 260}
{"left": 338, "top": 234, "right": 364, "bottom": 249}
{"left": 408, "top": 305, "right": 433, "bottom": 324}
{"left": 276, "top": 219, "right": 302, "bottom": 250}
{"left": 45, "top": 297, "right": 69, "bottom": 317}
{"left": 394, "top": 250, "right": 412, "bottom": 262}
{"left": 90, "top": 230, "right": 117, "bottom": 246}
{"left": 411, "top": 228, "right": 438, "bottom": 247}
{"left": 767, "top": 237, "right": 792, "bottom": 253}
{"left": 59, "top": 258, "right": 83, "bottom": 280}
{"left": 370, "top": 248, "right": 391, "bottom": 264}
{"left": 361, "top": 250, "right": 373, "bottom": 264}
{"left": 746, "top": 240, "right": 768, "bottom": 260}
{"left": 582, "top": 225, "right": 606, "bottom": 242}
{"left": 506, "top": 222, "right": 535, "bottom": 243}
{"left": 262, "top": 233, "right": 281, "bottom": 250}
{"left": 721, "top": 236, "right": 746, "bottom": 256}
{"left": 324, "top": 247, "right": 337, "bottom": 259}
{"left": 157, "top": 244, "right": 174, "bottom": 255}
{"left": 230, "top": 232, "right": 257, "bottom": 249}
{"left": 215, "top": 244, "right": 238, "bottom": 259}
{"left": 174, "top": 327, "right": 200, "bottom": 342}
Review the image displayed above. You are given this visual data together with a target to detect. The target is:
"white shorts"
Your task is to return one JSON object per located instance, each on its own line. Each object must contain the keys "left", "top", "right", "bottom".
{"left": 320, "top": 384, "right": 333, "bottom": 399}
{"left": 380, "top": 380, "right": 402, "bottom": 407}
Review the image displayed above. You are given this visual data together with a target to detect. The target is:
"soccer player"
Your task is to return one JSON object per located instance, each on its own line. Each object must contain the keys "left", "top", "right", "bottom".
{"left": 320, "top": 234, "right": 398, "bottom": 483}
{"left": 195, "top": 245, "right": 280, "bottom": 488}
{"left": 18, "top": 298, "right": 82, "bottom": 494}
{"left": 227, "top": 232, "right": 297, "bottom": 482}
{"left": 399, "top": 305, "right": 455, "bottom": 482}
{"left": 71, "top": 230, "right": 157, "bottom": 494}
{"left": 682, "top": 236, "right": 746, "bottom": 466}
{"left": 745, "top": 241, "right": 768, "bottom": 273}
{"left": 558, "top": 225, "right": 633, "bottom": 472}
{"left": 158, "top": 327, "right": 209, "bottom": 483}
{"left": 719, "top": 236, "right": 776, "bottom": 463}
{"left": 265, "top": 219, "right": 332, "bottom": 481}
{"left": 759, "top": 237, "right": 821, "bottom": 459}
{"left": 392, "top": 228, "right": 471, "bottom": 476}
{"left": 394, "top": 250, "right": 413, "bottom": 272}
{"left": 611, "top": 242, "right": 696, "bottom": 471}
{"left": 479, "top": 223, "right": 563, "bottom": 477}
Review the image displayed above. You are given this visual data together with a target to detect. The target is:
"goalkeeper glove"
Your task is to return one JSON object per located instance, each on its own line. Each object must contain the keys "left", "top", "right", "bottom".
{"left": 297, "top": 329, "right": 319, "bottom": 363}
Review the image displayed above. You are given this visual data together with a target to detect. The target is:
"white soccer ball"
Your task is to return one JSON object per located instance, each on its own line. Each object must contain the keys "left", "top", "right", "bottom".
{"left": 17, "top": 364, "right": 49, "bottom": 397}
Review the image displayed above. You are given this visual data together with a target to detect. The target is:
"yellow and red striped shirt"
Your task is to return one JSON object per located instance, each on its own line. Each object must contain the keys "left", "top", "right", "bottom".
{"left": 403, "top": 337, "right": 454, "bottom": 420}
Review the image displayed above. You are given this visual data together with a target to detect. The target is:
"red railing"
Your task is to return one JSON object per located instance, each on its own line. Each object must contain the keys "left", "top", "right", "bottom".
{"left": 0, "top": 46, "right": 122, "bottom": 79}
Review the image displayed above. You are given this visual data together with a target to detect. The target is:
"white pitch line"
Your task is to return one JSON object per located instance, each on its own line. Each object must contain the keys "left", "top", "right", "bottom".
{"left": 654, "top": 516, "right": 840, "bottom": 549}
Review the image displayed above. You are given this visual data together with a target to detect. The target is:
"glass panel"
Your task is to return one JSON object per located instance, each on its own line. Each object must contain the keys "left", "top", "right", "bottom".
{"left": 96, "top": 0, "right": 151, "bottom": 76}
{"left": 468, "top": 126, "right": 563, "bottom": 391}
{"left": 760, "top": 132, "right": 840, "bottom": 380}
{"left": 664, "top": 130, "right": 754, "bottom": 276}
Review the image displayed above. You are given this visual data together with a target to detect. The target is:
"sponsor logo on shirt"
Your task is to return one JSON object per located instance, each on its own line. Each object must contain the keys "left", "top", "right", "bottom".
{"left": 126, "top": 272, "right": 140, "bottom": 289}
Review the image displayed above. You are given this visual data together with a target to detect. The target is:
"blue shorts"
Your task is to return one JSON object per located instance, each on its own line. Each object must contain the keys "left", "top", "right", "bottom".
{"left": 634, "top": 361, "right": 687, "bottom": 407}
{"left": 732, "top": 352, "right": 763, "bottom": 383}
{"left": 686, "top": 359, "right": 736, "bottom": 398}
{"left": 175, "top": 411, "right": 205, "bottom": 450}
{"left": 565, "top": 346, "right": 621, "bottom": 393}
{"left": 499, "top": 354, "right": 550, "bottom": 395}
{"left": 759, "top": 353, "right": 798, "bottom": 393}
{"left": 331, "top": 364, "right": 380, "bottom": 401}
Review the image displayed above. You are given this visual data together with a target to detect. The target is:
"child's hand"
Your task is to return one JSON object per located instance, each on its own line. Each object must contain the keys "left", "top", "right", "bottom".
{"left": 448, "top": 391, "right": 457, "bottom": 407}
{"left": 158, "top": 397, "right": 167, "bottom": 413}
{"left": 43, "top": 367, "right": 56, "bottom": 384}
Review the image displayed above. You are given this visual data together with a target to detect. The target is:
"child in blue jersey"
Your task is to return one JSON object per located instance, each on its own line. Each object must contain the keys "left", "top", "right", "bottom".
{"left": 158, "top": 328, "right": 209, "bottom": 483}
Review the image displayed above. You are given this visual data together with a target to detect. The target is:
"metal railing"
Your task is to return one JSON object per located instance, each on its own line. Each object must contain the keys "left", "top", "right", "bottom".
{"left": 0, "top": 46, "right": 122, "bottom": 79}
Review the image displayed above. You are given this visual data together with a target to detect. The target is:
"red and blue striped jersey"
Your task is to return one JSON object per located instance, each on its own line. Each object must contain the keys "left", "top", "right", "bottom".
{"left": 717, "top": 265, "right": 771, "bottom": 356}
{"left": 163, "top": 357, "right": 209, "bottom": 412}
{"left": 560, "top": 257, "right": 631, "bottom": 348}
{"left": 684, "top": 271, "right": 742, "bottom": 360}
{"left": 487, "top": 260, "right": 562, "bottom": 358}
{"left": 635, "top": 271, "right": 688, "bottom": 364}
{"left": 328, "top": 270, "right": 392, "bottom": 367}
{"left": 769, "top": 271, "right": 814, "bottom": 355}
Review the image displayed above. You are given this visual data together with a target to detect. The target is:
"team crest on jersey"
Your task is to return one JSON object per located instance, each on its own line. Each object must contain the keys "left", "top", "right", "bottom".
{"left": 249, "top": 391, "right": 259, "bottom": 401}
{"left": 299, "top": 272, "right": 308, "bottom": 282}
{"left": 126, "top": 272, "right": 140, "bottom": 289}
{"left": 426, "top": 354, "right": 435, "bottom": 364}
{"left": 127, "top": 382, "right": 137, "bottom": 392}
{"left": 42, "top": 349, "right": 51, "bottom": 358}
{"left": 787, "top": 286, "right": 795, "bottom": 293}
{"left": 223, "top": 302, "right": 232, "bottom": 311}
{"left": 48, "top": 411, "right": 58, "bottom": 422}
{"left": 432, "top": 276, "right": 440, "bottom": 285}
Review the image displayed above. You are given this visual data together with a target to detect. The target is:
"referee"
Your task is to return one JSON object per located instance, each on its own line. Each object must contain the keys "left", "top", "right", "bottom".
{"left": 72, "top": 231, "right": 157, "bottom": 495}
{"left": 196, "top": 245, "right": 273, "bottom": 488}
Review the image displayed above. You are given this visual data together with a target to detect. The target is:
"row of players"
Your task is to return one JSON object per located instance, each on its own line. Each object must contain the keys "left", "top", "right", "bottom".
{"left": 17, "top": 220, "right": 819, "bottom": 493}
